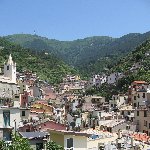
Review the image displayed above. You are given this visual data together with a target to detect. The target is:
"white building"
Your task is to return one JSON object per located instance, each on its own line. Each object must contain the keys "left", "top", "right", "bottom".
{"left": 0, "top": 106, "right": 30, "bottom": 141}
{"left": 0, "top": 54, "right": 19, "bottom": 98}
{"left": 110, "top": 95, "right": 127, "bottom": 109}
{"left": 90, "top": 75, "right": 107, "bottom": 87}
{"left": 107, "top": 73, "right": 118, "bottom": 84}
{"left": 107, "top": 72, "right": 124, "bottom": 84}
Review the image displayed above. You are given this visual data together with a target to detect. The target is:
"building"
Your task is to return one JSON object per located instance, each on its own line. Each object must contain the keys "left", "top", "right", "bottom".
{"left": 107, "top": 72, "right": 124, "bottom": 84}
{"left": 49, "top": 129, "right": 118, "bottom": 150}
{"left": 120, "top": 105, "right": 135, "bottom": 121}
{"left": 0, "top": 106, "right": 30, "bottom": 141}
{"left": 90, "top": 75, "right": 107, "bottom": 87}
{"left": 0, "top": 54, "right": 19, "bottom": 98}
{"left": 110, "top": 95, "right": 127, "bottom": 109}
{"left": 128, "top": 81, "right": 149, "bottom": 106}
{"left": 19, "top": 132, "right": 49, "bottom": 150}
{"left": 29, "top": 85, "right": 43, "bottom": 99}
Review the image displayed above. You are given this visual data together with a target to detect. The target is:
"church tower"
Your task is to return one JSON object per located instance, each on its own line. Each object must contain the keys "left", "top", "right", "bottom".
{"left": 4, "top": 54, "right": 16, "bottom": 83}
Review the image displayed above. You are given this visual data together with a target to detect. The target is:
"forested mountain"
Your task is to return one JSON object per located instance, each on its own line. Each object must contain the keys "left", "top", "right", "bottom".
{"left": 86, "top": 40, "right": 150, "bottom": 100}
{"left": 5, "top": 31, "right": 150, "bottom": 76}
{"left": 0, "top": 37, "right": 76, "bottom": 84}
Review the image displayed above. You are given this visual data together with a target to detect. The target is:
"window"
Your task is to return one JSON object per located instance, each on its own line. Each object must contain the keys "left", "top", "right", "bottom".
{"left": 144, "top": 111, "right": 147, "bottom": 117}
{"left": 143, "top": 93, "right": 145, "bottom": 98}
{"left": 137, "top": 94, "right": 140, "bottom": 98}
{"left": 145, "top": 121, "right": 147, "bottom": 127}
{"left": 26, "top": 129, "right": 30, "bottom": 132}
{"left": 22, "top": 111, "right": 25, "bottom": 116}
{"left": 36, "top": 143, "right": 43, "bottom": 150}
{"left": 144, "top": 120, "right": 147, "bottom": 127}
{"left": 134, "top": 103, "right": 136, "bottom": 107}
{"left": 15, "top": 96, "right": 19, "bottom": 98}
{"left": 7, "top": 66, "right": 9, "bottom": 70}
{"left": 137, "top": 111, "right": 139, "bottom": 116}
{"left": 3, "top": 111, "right": 10, "bottom": 127}
{"left": 67, "top": 138, "right": 73, "bottom": 149}
{"left": 134, "top": 96, "right": 136, "bottom": 100}
{"left": 126, "top": 125, "right": 130, "bottom": 130}
{"left": 149, "top": 123, "right": 150, "bottom": 129}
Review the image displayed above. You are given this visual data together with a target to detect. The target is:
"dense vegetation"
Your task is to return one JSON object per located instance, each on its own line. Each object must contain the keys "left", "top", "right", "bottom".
{"left": 0, "top": 37, "right": 76, "bottom": 84}
{"left": 86, "top": 40, "right": 150, "bottom": 100}
{"left": 5, "top": 32, "right": 150, "bottom": 76}
{"left": 0, "top": 134, "right": 32, "bottom": 150}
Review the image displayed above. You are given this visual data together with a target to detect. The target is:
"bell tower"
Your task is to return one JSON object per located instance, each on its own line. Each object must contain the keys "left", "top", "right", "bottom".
{"left": 4, "top": 54, "right": 16, "bottom": 83}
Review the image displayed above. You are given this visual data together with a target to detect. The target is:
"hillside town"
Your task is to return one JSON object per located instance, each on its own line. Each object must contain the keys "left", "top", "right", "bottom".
{"left": 0, "top": 54, "right": 149, "bottom": 150}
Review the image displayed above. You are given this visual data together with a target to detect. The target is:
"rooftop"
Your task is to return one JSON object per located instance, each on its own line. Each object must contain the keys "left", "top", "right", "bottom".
{"left": 19, "top": 131, "right": 49, "bottom": 139}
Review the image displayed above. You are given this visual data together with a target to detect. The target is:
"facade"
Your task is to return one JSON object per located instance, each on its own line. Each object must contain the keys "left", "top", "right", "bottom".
{"left": 49, "top": 129, "right": 118, "bottom": 150}
{"left": 110, "top": 95, "right": 127, "bottom": 109}
{"left": 128, "top": 81, "right": 149, "bottom": 106}
{"left": 0, "top": 106, "right": 30, "bottom": 141}
{"left": 120, "top": 105, "right": 135, "bottom": 121}
{"left": 107, "top": 72, "right": 124, "bottom": 84}
{"left": 90, "top": 75, "right": 107, "bottom": 87}
{"left": 107, "top": 73, "right": 118, "bottom": 84}
{"left": 29, "top": 85, "right": 42, "bottom": 98}
{"left": 134, "top": 108, "right": 150, "bottom": 135}
{"left": 130, "top": 81, "right": 150, "bottom": 135}
{"left": 4, "top": 54, "right": 16, "bottom": 84}
{"left": 0, "top": 54, "right": 19, "bottom": 98}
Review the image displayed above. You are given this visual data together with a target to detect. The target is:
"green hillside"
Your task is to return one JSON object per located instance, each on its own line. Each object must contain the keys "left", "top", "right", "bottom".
{"left": 5, "top": 32, "right": 150, "bottom": 76}
{"left": 86, "top": 40, "right": 150, "bottom": 100}
{"left": 0, "top": 37, "right": 76, "bottom": 84}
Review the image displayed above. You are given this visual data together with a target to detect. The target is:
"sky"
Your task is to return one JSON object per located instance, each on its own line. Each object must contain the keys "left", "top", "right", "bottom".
{"left": 0, "top": 0, "right": 150, "bottom": 40}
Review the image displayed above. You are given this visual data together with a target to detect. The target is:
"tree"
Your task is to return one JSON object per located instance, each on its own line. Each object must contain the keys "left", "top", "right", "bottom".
{"left": 46, "top": 141, "right": 64, "bottom": 150}
{"left": 0, "top": 140, "right": 7, "bottom": 150}
{"left": 0, "top": 134, "right": 33, "bottom": 150}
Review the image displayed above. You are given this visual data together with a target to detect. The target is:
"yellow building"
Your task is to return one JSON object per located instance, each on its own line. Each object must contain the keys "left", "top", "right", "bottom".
{"left": 49, "top": 129, "right": 118, "bottom": 150}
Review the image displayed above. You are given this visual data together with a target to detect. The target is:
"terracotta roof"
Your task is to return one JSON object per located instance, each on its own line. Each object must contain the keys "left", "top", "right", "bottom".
{"left": 35, "top": 100, "right": 48, "bottom": 104}
{"left": 133, "top": 81, "right": 147, "bottom": 84}
{"left": 30, "top": 108, "right": 44, "bottom": 113}
{"left": 131, "top": 133, "right": 150, "bottom": 142}
{"left": 35, "top": 121, "right": 66, "bottom": 131}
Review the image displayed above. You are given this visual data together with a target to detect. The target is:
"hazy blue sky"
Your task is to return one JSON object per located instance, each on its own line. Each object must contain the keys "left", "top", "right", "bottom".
{"left": 0, "top": 0, "right": 150, "bottom": 40}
